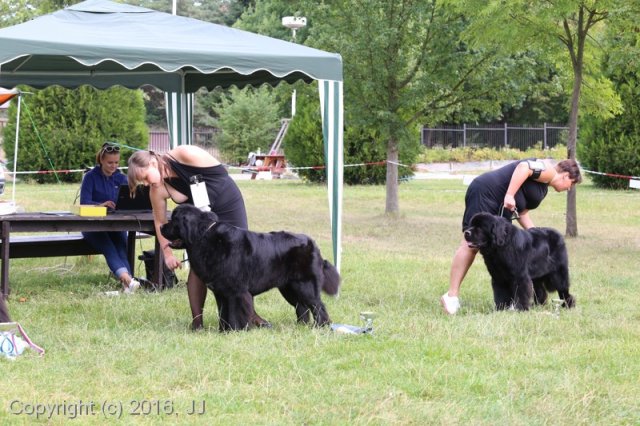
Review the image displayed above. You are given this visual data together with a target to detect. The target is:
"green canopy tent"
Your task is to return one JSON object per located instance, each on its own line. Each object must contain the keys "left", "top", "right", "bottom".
{"left": 0, "top": 0, "right": 344, "bottom": 270}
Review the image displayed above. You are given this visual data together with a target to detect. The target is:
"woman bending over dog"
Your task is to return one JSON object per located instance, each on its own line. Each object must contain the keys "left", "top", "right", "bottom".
{"left": 128, "top": 146, "right": 269, "bottom": 330}
{"left": 441, "top": 158, "right": 582, "bottom": 315}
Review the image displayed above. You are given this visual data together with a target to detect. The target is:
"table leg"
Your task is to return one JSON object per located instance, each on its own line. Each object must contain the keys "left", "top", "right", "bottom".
{"left": 1, "top": 222, "right": 10, "bottom": 298}
{"left": 127, "top": 231, "right": 136, "bottom": 278}
{"left": 153, "top": 237, "right": 164, "bottom": 290}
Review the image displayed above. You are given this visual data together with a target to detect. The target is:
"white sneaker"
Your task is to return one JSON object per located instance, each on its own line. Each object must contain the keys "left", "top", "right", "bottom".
{"left": 440, "top": 292, "right": 460, "bottom": 315}
{"left": 124, "top": 278, "right": 141, "bottom": 294}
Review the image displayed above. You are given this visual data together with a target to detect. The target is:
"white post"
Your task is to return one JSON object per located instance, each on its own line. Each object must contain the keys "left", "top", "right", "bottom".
{"left": 282, "top": 17, "right": 306, "bottom": 118}
{"left": 11, "top": 94, "right": 22, "bottom": 204}
{"left": 291, "top": 89, "right": 297, "bottom": 117}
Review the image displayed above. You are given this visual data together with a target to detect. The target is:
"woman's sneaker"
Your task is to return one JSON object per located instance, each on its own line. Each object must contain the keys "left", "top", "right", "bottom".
{"left": 440, "top": 292, "right": 460, "bottom": 315}
{"left": 124, "top": 278, "right": 141, "bottom": 294}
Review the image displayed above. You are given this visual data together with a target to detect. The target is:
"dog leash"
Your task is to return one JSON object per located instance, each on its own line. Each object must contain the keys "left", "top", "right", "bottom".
{"left": 499, "top": 205, "right": 519, "bottom": 221}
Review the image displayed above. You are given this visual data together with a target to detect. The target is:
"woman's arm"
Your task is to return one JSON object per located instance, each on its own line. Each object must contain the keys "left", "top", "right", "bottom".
{"left": 149, "top": 182, "right": 182, "bottom": 270}
{"left": 80, "top": 171, "right": 116, "bottom": 209}
{"left": 504, "top": 162, "right": 532, "bottom": 211}
{"left": 516, "top": 210, "right": 535, "bottom": 229}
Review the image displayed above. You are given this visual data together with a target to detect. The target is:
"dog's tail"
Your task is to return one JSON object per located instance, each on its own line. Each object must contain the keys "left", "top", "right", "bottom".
{"left": 321, "top": 260, "right": 341, "bottom": 296}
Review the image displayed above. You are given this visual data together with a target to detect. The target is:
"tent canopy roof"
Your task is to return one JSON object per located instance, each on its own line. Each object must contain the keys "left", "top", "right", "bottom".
{"left": 0, "top": 0, "right": 342, "bottom": 92}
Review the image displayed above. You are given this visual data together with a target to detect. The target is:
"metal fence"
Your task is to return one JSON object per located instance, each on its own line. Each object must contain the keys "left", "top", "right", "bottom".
{"left": 421, "top": 123, "right": 569, "bottom": 150}
{"left": 148, "top": 127, "right": 219, "bottom": 152}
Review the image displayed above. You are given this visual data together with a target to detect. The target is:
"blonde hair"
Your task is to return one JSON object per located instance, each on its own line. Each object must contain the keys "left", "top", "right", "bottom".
{"left": 95, "top": 142, "right": 120, "bottom": 165}
{"left": 127, "top": 150, "right": 165, "bottom": 195}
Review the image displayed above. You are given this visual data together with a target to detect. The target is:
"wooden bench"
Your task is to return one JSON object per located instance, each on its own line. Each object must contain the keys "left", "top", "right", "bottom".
{"left": 4, "top": 234, "right": 101, "bottom": 258}
{"left": 0, "top": 233, "right": 152, "bottom": 293}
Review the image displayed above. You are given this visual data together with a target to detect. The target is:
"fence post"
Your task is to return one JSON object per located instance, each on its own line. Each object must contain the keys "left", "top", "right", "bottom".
{"left": 504, "top": 122, "right": 508, "bottom": 147}
{"left": 463, "top": 123, "right": 467, "bottom": 148}
{"left": 543, "top": 122, "right": 548, "bottom": 149}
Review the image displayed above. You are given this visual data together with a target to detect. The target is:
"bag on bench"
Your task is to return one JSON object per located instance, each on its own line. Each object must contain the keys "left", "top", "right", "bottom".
{"left": 138, "top": 250, "right": 178, "bottom": 289}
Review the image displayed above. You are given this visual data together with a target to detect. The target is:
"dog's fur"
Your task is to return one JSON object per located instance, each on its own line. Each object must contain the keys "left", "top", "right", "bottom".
{"left": 464, "top": 212, "right": 575, "bottom": 311}
{"left": 161, "top": 204, "right": 340, "bottom": 331}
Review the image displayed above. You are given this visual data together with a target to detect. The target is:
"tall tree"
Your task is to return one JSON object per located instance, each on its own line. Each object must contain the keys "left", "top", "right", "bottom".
{"left": 461, "top": 0, "right": 623, "bottom": 236}
{"left": 0, "top": 0, "right": 70, "bottom": 27}
{"left": 307, "top": 0, "right": 539, "bottom": 215}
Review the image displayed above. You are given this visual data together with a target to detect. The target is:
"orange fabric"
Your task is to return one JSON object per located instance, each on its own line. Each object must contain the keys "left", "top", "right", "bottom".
{"left": 0, "top": 91, "right": 18, "bottom": 106}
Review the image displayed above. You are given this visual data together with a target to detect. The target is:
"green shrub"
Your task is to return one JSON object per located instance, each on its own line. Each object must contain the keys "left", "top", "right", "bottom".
{"left": 3, "top": 86, "right": 147, "bottom": 183}
{"left": 578, "top": 135, "right": 640, "bottom": 189}
{"left": 214, "top": 86, "right": 280, "bottom": 165}
{"left": 579, "top": 68, "right": 640, "bottom": 189}
{"left": 416, "top": 144, "right": 567, "bottom": 164}
{"left": 284, "top": 87, "right": 417, "bottom": 185}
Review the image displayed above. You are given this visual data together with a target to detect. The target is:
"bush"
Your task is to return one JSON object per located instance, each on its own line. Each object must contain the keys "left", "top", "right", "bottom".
{"left": 3, "top": 86, "right": 147, "bottom": 183}
{"left": 284, "top": 87, "right": 417, "bottom": 185}
{"left": 416, "top": 144, "right": 568, "bottom": 164}
{"left": 579, "top": 135, "right": 640, "bottom": 189}
{"left": 214, "top": 86, "right": 280, "bottom": 165}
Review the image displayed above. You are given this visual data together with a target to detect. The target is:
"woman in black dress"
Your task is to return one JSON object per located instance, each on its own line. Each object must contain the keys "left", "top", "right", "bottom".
{"left": 128, "top": 146, "right": 269, "bottom": 330}
{"left": 441, "top": 158, "right": 582, "bottom": 314}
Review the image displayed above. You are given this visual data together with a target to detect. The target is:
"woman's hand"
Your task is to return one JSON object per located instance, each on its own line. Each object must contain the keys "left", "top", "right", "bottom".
{"left": 503, "top": 193, "right": 516, "bottom": 211}
{"left": 164, "top": 251, "right": 182, "bottom": 270}
{"left": 101, "top": 200, "right": 116, "bottom": 209}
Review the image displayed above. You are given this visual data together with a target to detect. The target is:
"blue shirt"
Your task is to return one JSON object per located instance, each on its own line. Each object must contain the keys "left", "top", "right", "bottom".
{"left": 79, "top": 166, "right": 128, "bottom": 205}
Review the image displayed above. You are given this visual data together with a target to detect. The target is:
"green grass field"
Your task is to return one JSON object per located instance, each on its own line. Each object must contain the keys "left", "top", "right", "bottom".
{"left": 1, "top": 177, "right": 639, "bottom": 425}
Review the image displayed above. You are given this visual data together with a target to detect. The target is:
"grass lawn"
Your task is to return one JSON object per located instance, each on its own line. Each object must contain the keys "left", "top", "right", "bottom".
{"left": 1, "top": 177, "right": 639, "bottom": 425}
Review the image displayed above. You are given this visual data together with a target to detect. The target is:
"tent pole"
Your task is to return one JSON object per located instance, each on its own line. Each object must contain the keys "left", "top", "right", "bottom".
{"left": 11, "top": 94, "right": 22, "bottom": 204}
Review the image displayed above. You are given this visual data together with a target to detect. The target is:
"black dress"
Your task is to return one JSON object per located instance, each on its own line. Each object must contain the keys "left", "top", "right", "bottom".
{"left": 164, "top": 155, "right": 248, "bottom": 229}
{"left": 462, "top": 159, "right": 548, "bottom": 230}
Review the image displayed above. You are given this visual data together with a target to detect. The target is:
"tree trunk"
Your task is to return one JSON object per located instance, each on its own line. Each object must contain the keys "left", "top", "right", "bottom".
{"left": 385, "top": 138, "right": 399, "bottom": 215}
{"left": 565, "top": 77, "right": 580, "bottom": 237}
{"left": 566, "top": 56, "right": 582, "bottom": 238}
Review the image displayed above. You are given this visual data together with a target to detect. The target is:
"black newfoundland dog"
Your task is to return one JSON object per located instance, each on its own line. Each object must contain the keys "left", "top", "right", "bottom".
{"left": 464, "top": 212, "right": 575, "bottom": 311}
{"left": 161, "top": 204, "right": 340, "bottom": 331}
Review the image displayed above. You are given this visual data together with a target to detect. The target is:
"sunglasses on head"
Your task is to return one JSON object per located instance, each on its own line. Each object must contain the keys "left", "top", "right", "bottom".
{"left": 101, "top": 143, "right": 120, "bottom": 153}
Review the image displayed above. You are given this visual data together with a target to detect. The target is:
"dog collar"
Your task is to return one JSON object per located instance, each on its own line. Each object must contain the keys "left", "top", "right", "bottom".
{"left": 205, "top": 221, "right": 217, "bottom": 233}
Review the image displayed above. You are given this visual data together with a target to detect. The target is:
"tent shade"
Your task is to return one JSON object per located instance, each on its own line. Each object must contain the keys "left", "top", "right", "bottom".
{"left": 0, "top": 0, "right": 343, "bottom": 270}
{"left": 0, "top": 0, "right": 342, "bottom": 92}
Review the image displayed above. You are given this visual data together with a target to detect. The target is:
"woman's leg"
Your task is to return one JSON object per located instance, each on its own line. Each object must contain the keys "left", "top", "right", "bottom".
{"left": 441, "top": 238, "right": 478, "bottom": 314}
{"left": 187, "top": 269, "right": 208, "bottom": 330}
{"left": 82, "top": 231, "right": 133, "bottom": 289}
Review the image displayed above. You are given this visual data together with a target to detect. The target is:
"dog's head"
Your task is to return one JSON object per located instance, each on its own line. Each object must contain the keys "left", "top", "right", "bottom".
{"left": 161, "top": 204, "right": 220, "bottom": 249}
{"left": 464, "top": 212, "right": 511, "bottom": 249}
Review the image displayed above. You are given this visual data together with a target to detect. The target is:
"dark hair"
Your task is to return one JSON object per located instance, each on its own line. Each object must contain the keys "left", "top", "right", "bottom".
{"left": 556, "top": 159, "right": 582, "bottom": 184}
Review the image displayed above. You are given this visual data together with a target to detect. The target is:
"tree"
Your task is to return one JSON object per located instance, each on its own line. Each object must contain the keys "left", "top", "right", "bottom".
{"left": 214, "top": 86, "right": 280, "bottom": 164}
{"left": 579, "top": 5, "right": 640, "bottom": 189}
{"left": 3, "top": 86, "right": 147, "bottom": 183}
{"left": 125, "top": 0, "right": 252, "bottom": 129}
{"left": 307, "top": 0, "right": 540, "bottom": 215}
{"left": 0, "top": 0, "right": 70, "bottom": 27}
{"left": 461, "top": 0, "right": 624, "bottom": 236}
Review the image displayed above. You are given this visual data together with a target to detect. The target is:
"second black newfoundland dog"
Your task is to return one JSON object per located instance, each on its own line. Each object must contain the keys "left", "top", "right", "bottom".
{"left": 161, "top": 205, "right": 340, "bottom": 331}
{"left": 464, "top": 212, "right": 575, "bottom": 311}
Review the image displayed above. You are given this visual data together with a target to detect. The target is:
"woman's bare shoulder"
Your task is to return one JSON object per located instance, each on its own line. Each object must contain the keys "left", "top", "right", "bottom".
{"left": 168, "top": 146, "right": 219, "bottom": 167}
